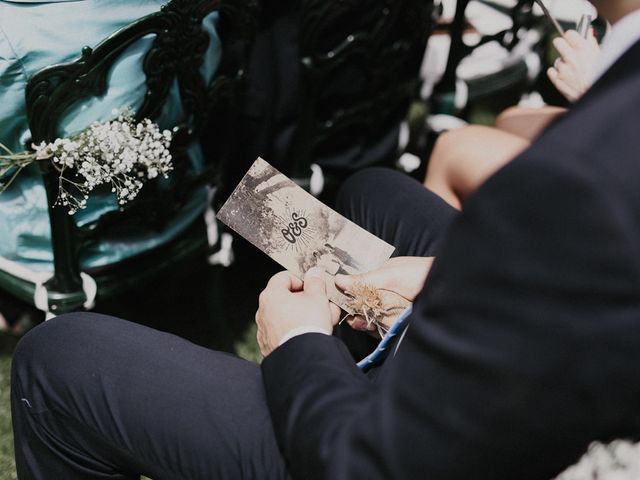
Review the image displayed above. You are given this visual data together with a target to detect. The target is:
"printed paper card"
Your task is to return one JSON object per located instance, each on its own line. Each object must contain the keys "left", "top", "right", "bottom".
{"left": 216, "top": 158, "right": 396, "bottom": 312}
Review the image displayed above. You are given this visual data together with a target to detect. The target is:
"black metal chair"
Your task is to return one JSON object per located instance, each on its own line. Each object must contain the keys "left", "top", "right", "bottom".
{"left": 284, "top": 0, "right": 435, "bottom": 196}
{"left": 431, "top": 0, "right": 543, "bottom": 117}
{"left": 0, "top": 0, "right": 255, "bottom": 315}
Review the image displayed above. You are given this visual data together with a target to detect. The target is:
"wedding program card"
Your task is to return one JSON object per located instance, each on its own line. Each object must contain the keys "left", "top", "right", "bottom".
{"left": 216, "top": 158, "right": 395, "bottom": 312}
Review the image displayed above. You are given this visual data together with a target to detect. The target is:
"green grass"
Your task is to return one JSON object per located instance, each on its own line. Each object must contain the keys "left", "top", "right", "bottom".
{"left": 0, "top": 353, "right": 16, "bottom": 480}
{"left": 233, "top": 323, "right": 263, "bottom": 364}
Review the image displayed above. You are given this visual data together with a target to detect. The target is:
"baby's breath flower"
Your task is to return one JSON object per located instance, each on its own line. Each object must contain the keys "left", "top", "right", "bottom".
{"left": 2, "top": 111, "right": 173, "bottom": 211}
{"left": 554, "top": 440, "right": 640, "bottom": 480}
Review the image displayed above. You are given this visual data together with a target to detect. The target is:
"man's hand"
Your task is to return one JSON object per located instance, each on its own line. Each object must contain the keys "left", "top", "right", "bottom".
{"left": 256, "top": 267, "right": 341, "bottom": 357}
{"left": 547, "top": 29, "right": 600, "bottom": 102}
{"left": 335, "top": 256, "right": 434, "bottom": 332}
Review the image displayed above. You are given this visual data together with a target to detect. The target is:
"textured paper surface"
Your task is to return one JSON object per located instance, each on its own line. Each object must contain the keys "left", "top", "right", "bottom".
{"left": 216, "top": 158, "right": 395, "bottom": 312}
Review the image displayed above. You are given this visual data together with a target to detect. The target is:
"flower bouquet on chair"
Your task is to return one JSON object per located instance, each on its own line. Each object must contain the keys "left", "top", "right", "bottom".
{"left": 0, "top": 110, "right": 173, "bottom": 214}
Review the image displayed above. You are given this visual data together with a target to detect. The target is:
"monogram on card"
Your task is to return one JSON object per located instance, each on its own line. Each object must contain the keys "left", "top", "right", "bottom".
{"left": 216, "top": 158, "right": 396, "bottom": 313}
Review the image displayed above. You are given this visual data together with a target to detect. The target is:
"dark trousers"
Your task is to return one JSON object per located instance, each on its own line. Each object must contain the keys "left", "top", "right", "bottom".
{"left": 11, "top": 168, "right": 457, "bottom": 479}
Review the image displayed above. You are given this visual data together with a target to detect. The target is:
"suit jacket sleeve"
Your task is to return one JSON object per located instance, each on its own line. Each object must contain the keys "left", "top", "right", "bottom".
{"left": 262, "top": 147, "right": 640, "bottom": 479}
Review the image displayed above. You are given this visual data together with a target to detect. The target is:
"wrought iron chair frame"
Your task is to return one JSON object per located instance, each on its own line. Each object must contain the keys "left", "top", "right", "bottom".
{"left": 286, "top": 0, "right": 434, "bottom": 188}
{"left": 431, "top": 0, "right": 542, "bottom": 116}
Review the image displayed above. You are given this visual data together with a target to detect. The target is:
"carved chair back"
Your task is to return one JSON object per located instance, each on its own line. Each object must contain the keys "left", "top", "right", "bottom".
{"left": 286, "top": 0, "right": 435, "bottom": 187}
{"left": 21, "top": 0, "right": 254, "bottom": 312}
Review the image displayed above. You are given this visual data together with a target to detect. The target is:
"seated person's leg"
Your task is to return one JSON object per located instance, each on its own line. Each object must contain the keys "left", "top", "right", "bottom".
{"left": 425, "top": 126, "right": 531, "bottom": 210}
{"left": 495, "top": 105, "right": 567, "bottom": 141}
{"left": 11, "top": 313, "right": 288, "bottom": 480}
{"left": 336, "top": 168, "right": 458, "bottom": 258}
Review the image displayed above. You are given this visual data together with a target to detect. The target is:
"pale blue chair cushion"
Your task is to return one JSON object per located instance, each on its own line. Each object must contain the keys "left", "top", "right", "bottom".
{"left": 0, "top": 0, "right": 222, "bottom": 272}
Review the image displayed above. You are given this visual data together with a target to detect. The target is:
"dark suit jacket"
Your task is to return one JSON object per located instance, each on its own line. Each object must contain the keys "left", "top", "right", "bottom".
{"left": 262, "top": 39, "right": 640, "bottom": 479}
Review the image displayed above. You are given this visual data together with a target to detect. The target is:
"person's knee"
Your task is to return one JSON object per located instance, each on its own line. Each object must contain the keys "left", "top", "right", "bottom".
{"left": 427, "top": 131, "right": 450, "bottom": 169}
{"left": 336, "top": 167, "right": 396, "bottom": 217}
{"left": 339, "top": 167, "right": 392, "bottom": 195}
{"left": 11, "top": 313, "right": 109, "bottom": 392}
{"left": 14, "top": 313, "right": 92, "bottom": 361}
{"left": 426, "top": 130, "right": 461, "bottom": 184}
{"left": 495, "top": 106, "right": 521, "bottom": 129}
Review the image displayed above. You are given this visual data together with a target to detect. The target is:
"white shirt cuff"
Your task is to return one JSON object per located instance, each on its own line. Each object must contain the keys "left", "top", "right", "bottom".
{"left": 278, "top": 326, "right": 332, "bottom": 346}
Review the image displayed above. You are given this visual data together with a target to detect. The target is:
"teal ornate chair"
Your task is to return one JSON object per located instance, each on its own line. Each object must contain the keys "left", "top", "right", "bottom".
{"left": 0, "top": 0, "right": 255, "bottom": 315}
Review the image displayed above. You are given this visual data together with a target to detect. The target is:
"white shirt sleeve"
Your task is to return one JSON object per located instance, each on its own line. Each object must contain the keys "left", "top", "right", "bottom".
{"left": 278, "top": 326, "right": 333, "bottom": 346}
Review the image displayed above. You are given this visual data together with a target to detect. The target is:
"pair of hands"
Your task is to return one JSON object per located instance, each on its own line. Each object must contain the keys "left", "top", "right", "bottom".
{"left": 547, "top": 29, "right": 600, "bottom": 102}
{"left": 255, "top": 257, "right": 434, "bottom": 356}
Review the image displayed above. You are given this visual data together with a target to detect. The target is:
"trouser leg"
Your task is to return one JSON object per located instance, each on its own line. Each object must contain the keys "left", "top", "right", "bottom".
{"left": 336, "top": 167, "right": 459, "bottom": 257}
{"left": 11, "top": 313, "right": 288, "bottom": 480}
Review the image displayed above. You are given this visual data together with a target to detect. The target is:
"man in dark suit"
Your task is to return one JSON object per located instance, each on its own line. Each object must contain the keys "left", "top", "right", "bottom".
{"left": 11, "top": 1, "right": 640, "bottom": 479}
{"left": 256, "top": 0, "right": 640, "bottom": 478}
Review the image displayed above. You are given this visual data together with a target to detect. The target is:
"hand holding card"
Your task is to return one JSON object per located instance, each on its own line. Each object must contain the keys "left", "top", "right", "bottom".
{"left": 217, "top": 158, "right": 397, "bottom": 316}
